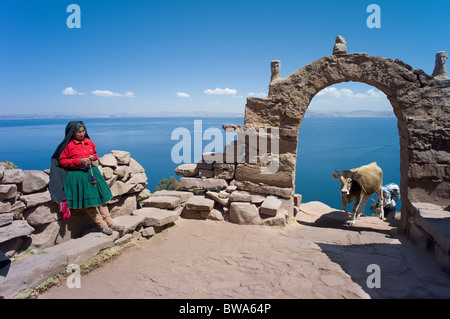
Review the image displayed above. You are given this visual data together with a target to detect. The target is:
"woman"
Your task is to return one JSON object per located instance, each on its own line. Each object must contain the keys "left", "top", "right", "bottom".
{"left": 49, "top": 121, "right": 123, "bottom": 235}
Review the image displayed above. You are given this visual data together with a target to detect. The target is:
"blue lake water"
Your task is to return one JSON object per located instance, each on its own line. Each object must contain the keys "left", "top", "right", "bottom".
{"left": 0, "top": 116, "right": 401, "bottom": 213}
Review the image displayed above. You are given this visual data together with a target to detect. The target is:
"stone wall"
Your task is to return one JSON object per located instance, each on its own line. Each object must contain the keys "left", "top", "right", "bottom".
{"left": 226, "top": 42, "right": 449, "bottom": 235}
{"left": 0, "top": 150, "right": 151, "bottom": 258}
{"left": 172, "top": 138, "right": 302, "bottom": 227}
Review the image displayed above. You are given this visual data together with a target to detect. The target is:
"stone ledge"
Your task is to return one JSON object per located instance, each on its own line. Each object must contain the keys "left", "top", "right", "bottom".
{"left": 411, "top": 202, "right": 450, "bottom": 254}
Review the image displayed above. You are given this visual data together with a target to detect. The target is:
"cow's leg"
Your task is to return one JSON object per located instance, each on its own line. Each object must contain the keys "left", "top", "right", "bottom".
{"left": 356, "top": 195, "right": 369, "bottom": 219}
{"left": 377, "top": 187, "right": 384, "bottom": 220}
{"left": 350, "top": 197, "right": 362, "bottom": 226}
{"left": 342, "top": 196, "right": 351, "bottom": 218}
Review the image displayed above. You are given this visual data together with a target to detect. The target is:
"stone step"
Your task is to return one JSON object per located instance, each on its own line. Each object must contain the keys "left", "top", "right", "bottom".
{"left": 44, "top": 232, "right": 115, "bottom": 265}
{"left": 0, "top": 251, "right": 67, "bottom": 299}
{"left": 132, "top": 207, "right": 181, "bottom": 227}
{"left": 142, "top": 195, "right": 181, "bottom": 209}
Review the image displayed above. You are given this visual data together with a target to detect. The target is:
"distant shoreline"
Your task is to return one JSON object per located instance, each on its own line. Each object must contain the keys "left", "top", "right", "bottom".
{"left": 0, "top": 110, "right": 395, "bottom": 120}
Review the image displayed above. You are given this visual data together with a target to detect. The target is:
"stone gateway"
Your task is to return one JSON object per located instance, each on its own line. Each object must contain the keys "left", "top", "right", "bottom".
{"left": 224, "top": 36, "right": 449, "bottom": 236}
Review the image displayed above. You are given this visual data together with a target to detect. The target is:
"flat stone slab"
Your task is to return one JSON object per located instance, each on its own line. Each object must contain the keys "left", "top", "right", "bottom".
{"left": 260, "top": 196, "right": 282, "bottom": 216}
{"left": 179, "top": 177, "right": 228, "bottom": 191}
{"left": 0, "top": 251, "right": 67, "bottom": 299}
{"left": 0, "top": 220, "right": 35, "bottom": 245}
{"left": 152, "top": 190, "right": 194, "bottom": 203}
{"left": 412, "top": 202, "right": 450, "bottom": 253}
{"left": 112, "top": 214, "right": 147, "bottom": 234}
{"left": 45, "top": 232, "right": 115, "bottom": 265}
{"left": 132, "top": 207, "right": 180, "bottom": 227}
{"left": 142, "top": 196, "right": 181, "bottom": 209}
{"left": 185, "top": 196, "right": 215, "bottom": 211}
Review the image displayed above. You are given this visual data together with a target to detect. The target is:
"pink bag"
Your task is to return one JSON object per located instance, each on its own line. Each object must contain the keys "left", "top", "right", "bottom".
{"left": 59, "top": 201, "right": 71, "bottom": 219}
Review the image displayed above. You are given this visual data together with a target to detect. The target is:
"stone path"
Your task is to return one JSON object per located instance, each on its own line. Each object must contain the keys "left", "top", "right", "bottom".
{"left": 39, "top": 201, "right": 450, "bottom": 299}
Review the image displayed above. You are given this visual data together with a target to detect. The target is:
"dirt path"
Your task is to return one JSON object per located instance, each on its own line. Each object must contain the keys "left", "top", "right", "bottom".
{"left": 39, "top": 201, "right": 450, "bottom": 299}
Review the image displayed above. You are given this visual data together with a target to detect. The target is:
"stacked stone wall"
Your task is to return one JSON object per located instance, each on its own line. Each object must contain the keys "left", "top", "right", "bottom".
{"left": 0, "top": 150, "right": 151, "bottom": 258}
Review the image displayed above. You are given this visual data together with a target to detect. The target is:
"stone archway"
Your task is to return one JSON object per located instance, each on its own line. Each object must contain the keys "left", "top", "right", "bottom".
{"left": 225, "top": 38, "right": 449, "bottom": 235}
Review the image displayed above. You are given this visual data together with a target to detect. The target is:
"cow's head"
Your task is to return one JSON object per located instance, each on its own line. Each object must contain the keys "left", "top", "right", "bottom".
{"left": 331, "top": 170, "right": 362, "bottom": 196}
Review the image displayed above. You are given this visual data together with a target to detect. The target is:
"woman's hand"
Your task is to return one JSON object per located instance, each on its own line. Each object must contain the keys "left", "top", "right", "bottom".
{"left": 80, "top": 158, "right": 91, "bottom": 165}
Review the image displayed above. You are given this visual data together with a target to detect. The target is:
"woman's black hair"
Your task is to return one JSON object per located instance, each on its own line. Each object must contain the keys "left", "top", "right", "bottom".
{"left": 74, "top": 121, "right": 86, "bottom": 131}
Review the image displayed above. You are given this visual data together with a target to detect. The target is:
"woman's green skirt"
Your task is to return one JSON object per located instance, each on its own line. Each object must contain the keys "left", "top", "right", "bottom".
{"left": 64, "top": 166, "right": 113, "bottom": 209}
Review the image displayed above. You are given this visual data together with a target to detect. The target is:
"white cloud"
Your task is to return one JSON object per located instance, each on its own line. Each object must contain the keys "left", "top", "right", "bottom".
{"left": 62, "top": 87, "right": 84, "bottom": 95}
{"left": 176, "top": 92, "right": 190, "bottom": 98}
{"left": 316, "top": 87, "right": 385, "bottom": 99}
{"left": 248, "top": 92, "right": 266, "bottom": 98}
{"left": 91, "top": 90, "right": 135, "bottom": 98}
{"left": 204, "top": 87, "right": 237, "bottom": 95}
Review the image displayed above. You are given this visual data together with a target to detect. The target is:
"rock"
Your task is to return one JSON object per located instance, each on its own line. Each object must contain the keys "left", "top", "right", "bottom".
{"left": 294, "top": 194, "right": 302, "bottom": 207}
{"left": 105, "top": 174, "right": 117, "bottom": 187}
{"left": 137, "top": 189, "right": 151, "bottom": 201}
{"left": 0, "top": 201, "right": 11, "bottom": 213}
{"left": 206, "top": 191, "right": 229, "bottom": 207}
{"left": 152, "top": 190, "right": 194, "bottom": 203}
{"left": 229, "top": 190, "right": 252, "bottom": 202}
{"left": 0, "top": 220, "right": 35, "bottom": 245}
{"left": 111, "top": 214, "right": 146, "bottom": 234}
{"left": 114, "top": 233, "right": 133, "bottom": 246}
{"left": 23, "top": 201, "right": 59, "bottom": 226}
{"left": 142, "top": 196, "right": 181, "bottom": 209}
{"left": 102, "top": 167, "right": 114, "bottom": 179}
{"left": 20, "top": 190, "right": 51, "bottom": 208}
{"left": 125, "top": 173, "right": 148, "bottom": 187}
{"left": 129, "top": 158, "right": 145, "bottom": 174}
{"left": 110, "top": 181, "right": 131, "bottom": 197}
{"left": 108, "top": 194, "right": 137, "bottom": 217}
{"left": 201, "top": 208, "right": 224, "bottom": 221}
{"left": 0, "top": 169, "right": 24, "bottom": 184}
{"left": 175, "top": 164, "right": 199, "bottom": 177}
{"left": 214, "top": 163, "right": 236, "bottom": 179}
{"left": 21, "top": 170, "right": 49, "bottom": 194}
{"left": 114, "top": 165, "right": 132, "bottom": 181}
{"left": 185, "top": 196, "right": 215, "bottom": 211}
{"left": 99, "top": 154, "right": 118, "bottom": 167}
{"left": 231, "top": 180, "right": 294, "bottom": 199}
{"left": 229, "top": 202, "right": 261, "bottom": 225}
{"left": 30, "top": 221, "right": 60, "bottom": 248}
{"left": 10, "top": 201, "right": 26, "bottom": 217}
{"left": 111, "top": 150, "right": 131, "bottom": 165}
{"left": 0, "top": 251, "right": 67, "bottom": 299}
{"left": 0, "top": 184, "right": 17, "bottom": 200}
{"left": 261, "top": 212, "right": 287, "bottom": 226}
{"left": 45, "top": 232, "right": 114, "bottom": 265}
{"left": 0, "top": 213, "right": 13, "bottom": 227}
{"left": 132, "top": 207, "right": 180, "bottom": 227}
{"left": 260, "top": 196, "right": 283, "bottom": 217}
{"left": 141, "top": 226, "right": 155, "bottom": 238}
{"left": 225, "top": 185, "right": 237, "bottom": 193}
{"left": 179, "top": 177, "right": 228, "bottom": 191}
{"left": 333, "top": 35, "right": 347, "bottom": 55}
{"left": 234, "top": 153, "right": 296, "bottom": 189}
{"left": 198, "top": 169, "right": 214, "bottom": 178}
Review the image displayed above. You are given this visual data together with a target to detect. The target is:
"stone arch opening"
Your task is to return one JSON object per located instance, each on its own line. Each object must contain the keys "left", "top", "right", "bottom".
{"left": 296, "top": 81, "right": 401, "bottom": 215}
{"left": 229, "top": 40, "right": 449, "bottom": 235}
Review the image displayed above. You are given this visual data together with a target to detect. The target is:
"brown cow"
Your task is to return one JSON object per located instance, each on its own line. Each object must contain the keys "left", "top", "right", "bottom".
{"left": 331, "top": 162, "right": 384, "bottom": 226}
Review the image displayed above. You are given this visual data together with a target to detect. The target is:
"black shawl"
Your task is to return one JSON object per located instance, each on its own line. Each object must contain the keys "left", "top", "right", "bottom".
{"left": 48, "top": 121, "right": 90, "bottom": 204}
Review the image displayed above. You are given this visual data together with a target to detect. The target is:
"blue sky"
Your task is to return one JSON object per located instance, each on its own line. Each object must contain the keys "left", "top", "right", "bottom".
{"left": 0, "top": 0, "right": 448, "bottom": 116}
